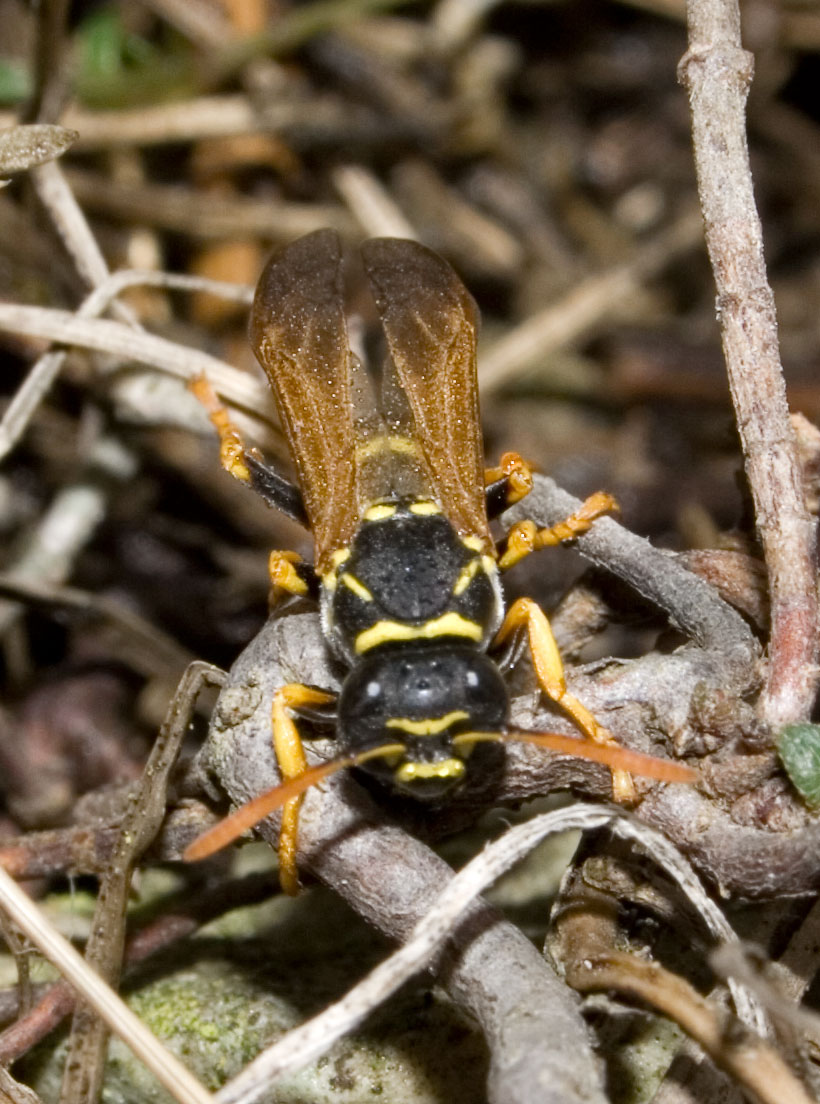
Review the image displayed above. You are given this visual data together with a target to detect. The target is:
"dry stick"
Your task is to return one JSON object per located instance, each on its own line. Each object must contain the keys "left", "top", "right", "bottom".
{"left": 215, "top": 804, "right": 764, "bottom": 1104}
{"left": 0, "top": 268, "right": 252, "bottom": 462}
{"left": 0, "top": 872, "right": 274, "bottom": 1066}
{"left": 679, "top": 1, "right": 820, "bottom": 727}
{"left": 509, "top": 476, "right": 759, "bottom": 676}
{"left": 0, "top": 864, "right": 214, "bottom": 1104}
{"left": 571, "top": 952, "right": 814, "bottom": 1104}
{"left": 331, "top": 164, "right": 419, "bottom": 240}
{"left": 65, "top": 169, "right": 353, "bottom": 241}
{"left": 478, "top": 206, "right": 704, "bottom": 394}
{"left": 59, "top": 662, "right": 225, "bottom": 1104}
{"left": 0, "top": 1063, "right": 44, "bottom": 1104}
{"left": 0, "top": 303, "right": 269, "bottom": 418}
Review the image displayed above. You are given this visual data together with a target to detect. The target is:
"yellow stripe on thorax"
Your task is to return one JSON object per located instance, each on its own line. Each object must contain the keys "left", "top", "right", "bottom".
{"left": 354, "top": 612, "right": 483, "bottom": 654}
{"left": 341, "top": 573, "right": 373, "bottom": 601}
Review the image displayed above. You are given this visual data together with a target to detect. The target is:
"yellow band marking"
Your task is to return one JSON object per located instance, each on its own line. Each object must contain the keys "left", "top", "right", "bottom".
{"left": 356, "top": 435, "right": 420, "bottom": 461}
{"left": 409, "top": 501, "right": 441, "bottom": 516}
{"left": 395, "top": 759, "right": 466, "bottom": 784}
{"left": 453, "top": 559, "right": 481, "bottom": 596}
{"left": 386, "top": 711, "right": 469, "bottom": 737}
{"left": 355, "top": 612, "right": 483, "bottom": 654}
{"left": 322, "top": 547, "right": 350, "bottom": 590}
{"left": 364, "top": 504, "right": 397, "bottom": 521}
{"left": 341, "top": 573, "right": 374, "bottom": 601}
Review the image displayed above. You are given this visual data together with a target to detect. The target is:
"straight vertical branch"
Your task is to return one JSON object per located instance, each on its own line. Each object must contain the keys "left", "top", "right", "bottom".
{"left": 679, "top": 0, "right": 819, "bottom": 727}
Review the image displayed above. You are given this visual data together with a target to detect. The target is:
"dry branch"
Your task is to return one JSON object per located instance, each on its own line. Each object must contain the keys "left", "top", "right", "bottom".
{"left": 679, "top": 0, "right": 820, "bottom": 728}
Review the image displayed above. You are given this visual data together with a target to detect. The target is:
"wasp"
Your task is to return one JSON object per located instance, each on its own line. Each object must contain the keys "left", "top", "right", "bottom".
{"left": 185, "top": 230, "right": 695, "bottom": 892}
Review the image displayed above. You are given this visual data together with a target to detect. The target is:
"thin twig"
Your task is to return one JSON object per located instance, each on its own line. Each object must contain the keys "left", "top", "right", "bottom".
{"left": 478, "top": 207, "right": 704, "bottom": 393}
{"left": 215, "top": 803, "right": 763, "bottom": 1104}
{"left": 0, "top": 864, "right": 214, "bottom": 1104}
{"left": 573, "top": 952, "right": 813, "bottom": 1104}
{"left": 679, "top": 0, "right": 820, "bottom": 728}
{"left": 0, "top": 302, "right": 270, "bottom": 418}
{"left": 59, "top": 662, "right": 224, "bottom": 1104}
{"left": 0, "top": 268, "right": 252, "bottom": 462}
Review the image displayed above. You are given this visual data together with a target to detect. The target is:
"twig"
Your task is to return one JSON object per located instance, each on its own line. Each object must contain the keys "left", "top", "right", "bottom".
{"left": 0, "top": 1064, "right": 45, "bottom": 1104}
{"left": 0, "top": 268, "right": 252, "bottom": 462}
{"left": 0, "top": 863, "right": 214, "bottom": 1104}
{"left": 508, "top": 475, "right": 760, "bottom": 676}
{"left": 331, "top": 164, "right": 419, "bottom": 239}
{"left": 477, "top": 207, "right": 704, "bottom": 393}
{"left": 64, "top": 169, "right": 354, "bottom": 241}
{"left": 0, "top": 434, "right": 137, "bottom": 635}
{"left": 0, "top": 302, "right": 270, "bottom": 418}
{"left": 214, "top": 803, "right": 764, "bottom": 1104}
{"left": 572, "top": 951, "right": 813, "bottom": 1104}
{"left": 679, "top": 0, "right": 820, "bottom": 728}
{"left": 59, "top": 663, "right": 224, "bottom": 1104}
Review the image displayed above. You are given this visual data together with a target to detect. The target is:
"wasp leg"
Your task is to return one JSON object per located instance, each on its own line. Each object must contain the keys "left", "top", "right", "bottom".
{"left": 190, "top": 375, "right": 307, "bottom": 525}
{"left": 494, "top": 597, "right": 635, "bottom": 802}
{"left": 497, "top": 491, "right": 617, "bottom": 571}
{"left": 485, "top": 452, "right": 534, "bottom": 518}
{"left": 272, "top": 683, "right": 337, "bottom": 895}
{"left": 269, "top": 550, "right": 319, "bottom": 601}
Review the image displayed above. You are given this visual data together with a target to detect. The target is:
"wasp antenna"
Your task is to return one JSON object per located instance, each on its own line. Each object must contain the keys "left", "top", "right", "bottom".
{"left": 183, "top": 741, "right": 408, "bottom": 863}
{"left": 453, "top": 729, "right": 697, "bottom": 784}
{"left": 504, "top": 730, "right": 698, "bottom": 783}
{"left": 183, "top": 757, "right": 355, "bottom": 862}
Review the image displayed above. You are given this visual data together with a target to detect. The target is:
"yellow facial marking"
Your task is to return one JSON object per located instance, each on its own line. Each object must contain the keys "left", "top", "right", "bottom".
{"left": 354, "top": 613, "right": 483, "bottom": 654}
{"left": 395, "top": 759, "right": 466, "bottom": 784}
{"left": 462, "top": 536, "right": 484, "bottom": 552}
{"left": 386, "top": 711, "right": 469, "bottom": 737}
{"left": 364, "top": 504, "right": 397, "bottom": 522}
{"left": 341, "top": 573, "right": 373, "bottom": 601}
{"left": 409, "top": 501, "right": 441, "bottom": 516}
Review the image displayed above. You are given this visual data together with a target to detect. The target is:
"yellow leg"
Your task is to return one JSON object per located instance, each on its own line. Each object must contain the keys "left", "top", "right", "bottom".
{"left": 484, "top": 451, "right": 534, "bottom": 506}
{"left": 498, "top": 491, "right": 618, "bottom": 571}
{"left": 269, "top": 550, "right": 310, "bottom": 597}
{"left": 272, "top": 683, "right": 336, "bottom": 894}
{"left": 494, "top": 598, "right": 635, "bottom": 802}
{"left": 190, "top": 374, "right": 253, "bottom": 485}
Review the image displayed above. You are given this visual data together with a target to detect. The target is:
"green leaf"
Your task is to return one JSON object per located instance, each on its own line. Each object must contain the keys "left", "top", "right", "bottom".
{"left": 779, "top": 723, "right": 820, "bottom": 808}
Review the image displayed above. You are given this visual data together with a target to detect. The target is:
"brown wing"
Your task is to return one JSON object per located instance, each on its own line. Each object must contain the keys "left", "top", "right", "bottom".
{"left": 361, "top": 238, "right": 492, "bottom": 548}
{"left": 249, "top": 229, "right": 358, "bottom": 572}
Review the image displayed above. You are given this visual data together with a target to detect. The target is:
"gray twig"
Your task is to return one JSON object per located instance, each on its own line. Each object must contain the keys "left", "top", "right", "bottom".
{"left": 679, "top": 0, "right": 820, "bottom": 728}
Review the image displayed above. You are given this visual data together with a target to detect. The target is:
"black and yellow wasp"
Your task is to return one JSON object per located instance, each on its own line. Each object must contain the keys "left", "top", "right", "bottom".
{"left": 186, "top": 229, "right": 694, "bottom": 892}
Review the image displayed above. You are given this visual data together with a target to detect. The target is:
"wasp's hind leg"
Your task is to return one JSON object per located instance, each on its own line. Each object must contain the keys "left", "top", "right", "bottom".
{"left": 497, "top": 490, "right": 617, "bottom": 570}
{"left": 271, "top": 683, "right": 336, "bottom": 895}
{"left": 190, "top": 375, "right": 308, "bottom": 526}
{"left": 494, "top": 597, "right": 635, "bottom": 802}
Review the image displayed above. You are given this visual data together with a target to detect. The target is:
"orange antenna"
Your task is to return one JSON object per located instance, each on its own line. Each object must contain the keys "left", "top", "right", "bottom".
{"left": 453, "top": 730, "right": 698, "bottom": 783}
{"left": 184, "top": 742, "right": 407, "bottom": 862}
